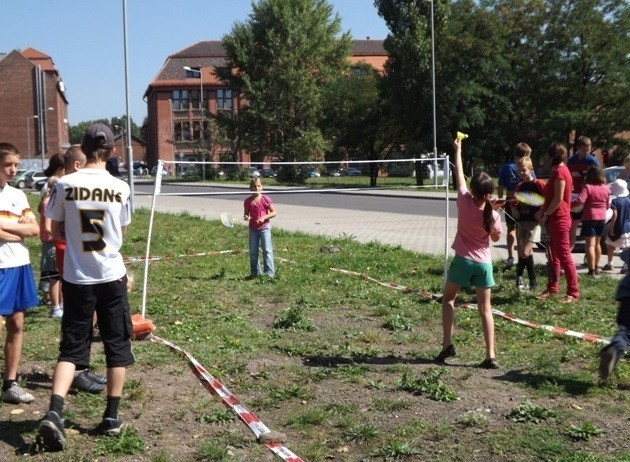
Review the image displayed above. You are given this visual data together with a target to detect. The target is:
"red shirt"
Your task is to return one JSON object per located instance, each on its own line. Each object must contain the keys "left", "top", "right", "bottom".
{"left": 543, "top": 164, "right": 572, "bottom": 220}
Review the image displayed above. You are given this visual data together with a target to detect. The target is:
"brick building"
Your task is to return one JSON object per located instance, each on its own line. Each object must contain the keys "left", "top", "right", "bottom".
{"left": 0, "top": 48, "right": 69, "bottom": 166}
{"left": 143, "top": 40, "right": 387, "bottom": 168}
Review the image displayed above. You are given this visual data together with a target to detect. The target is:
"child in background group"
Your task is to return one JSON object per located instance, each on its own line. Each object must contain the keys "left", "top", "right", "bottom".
{"left": 497, "top": 143, "right": 534, "bottom": 269}
{"left": 513, "top": 157, "right": 546, "bottom": 291}
{"left": 244, "top": 177, "right": 277, "bottom": 278}
{"left": 571, "top": 166, "right": 610, "bottom": 275}
{"left": 0, "top": 143, "right": 40, "bottom": 404}
{"left": 605, "top": 180, "right": 630, "bottom": 273}
{"left": 39, "top": 176, "right": 63, "bottom": 318}
{"left": 437, "top": 137, "right": 502, "bottom": 369}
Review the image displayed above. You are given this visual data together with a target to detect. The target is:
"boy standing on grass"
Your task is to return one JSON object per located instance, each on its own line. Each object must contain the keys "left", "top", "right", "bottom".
{"left": 0, "top": 142, "right": 40, "bottom": 404}
{"left": 513, "top": 156, "right": 546, "bottom": 292}
{"left": 498, "top": 143, "right": 534, "bottom": 269}
{"left": 38, "top": 124, "right": 134, "bottom": 451}
{"left": 244, "top": 177, "right": 277, "bottom": 278}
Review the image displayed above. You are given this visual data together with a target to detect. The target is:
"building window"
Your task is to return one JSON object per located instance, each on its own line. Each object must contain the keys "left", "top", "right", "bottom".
{"left": 172, "top": 90, "right": 190, "bottom": 110}
{"left": 217, "top": 89, "right": 233, "bottom": 110}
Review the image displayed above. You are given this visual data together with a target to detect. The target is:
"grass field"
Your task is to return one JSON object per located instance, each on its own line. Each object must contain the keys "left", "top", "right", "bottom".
{"left": 1, "top": 194, "right": 628, "bottom": 461}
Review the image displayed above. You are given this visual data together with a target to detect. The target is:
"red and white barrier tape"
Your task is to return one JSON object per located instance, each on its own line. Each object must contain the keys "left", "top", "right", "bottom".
{"left": 330, "top": 267, "right": 434, "bottom": 299}
{"left": 150, "top": 335, "right": 304, "bottom": 462}
{"left": 124, "top": 249, "right": 240, "bottom": 264}
{"left": 331, "top": 267, "right": 610, "bottom": 345}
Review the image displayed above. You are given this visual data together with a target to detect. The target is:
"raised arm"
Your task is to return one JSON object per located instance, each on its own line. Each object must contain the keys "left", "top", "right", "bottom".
{"left": 453, "top": 138, "right": 465, "bottom": 189}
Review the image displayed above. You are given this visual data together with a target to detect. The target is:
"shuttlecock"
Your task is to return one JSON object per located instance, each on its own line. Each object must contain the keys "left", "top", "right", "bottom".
{"left": 456, "top": 131, "right": 469, "bottom": 141}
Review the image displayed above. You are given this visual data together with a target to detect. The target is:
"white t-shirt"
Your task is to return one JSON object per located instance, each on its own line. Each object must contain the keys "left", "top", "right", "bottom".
{"left": 0, "top": 185, "right": 34, "bottom": 268}
{"left": 46, "top": 168, "right": 131, "bottom": 284}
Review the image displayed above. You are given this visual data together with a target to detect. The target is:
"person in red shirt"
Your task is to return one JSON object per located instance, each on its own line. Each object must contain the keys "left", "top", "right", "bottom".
{"left": 536, "top": 142, "right": 579, "bottom": 303}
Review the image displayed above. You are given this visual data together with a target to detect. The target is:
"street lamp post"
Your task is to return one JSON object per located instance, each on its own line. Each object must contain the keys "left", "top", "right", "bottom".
{"left": 26, "top": 115, "right": 38, "bottom": 158}
{"left": 183, "top": 66, "right": 205, "bottom": 180}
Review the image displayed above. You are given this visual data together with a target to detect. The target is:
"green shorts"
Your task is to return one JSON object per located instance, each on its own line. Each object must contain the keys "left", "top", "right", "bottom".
{"left": 447, "top": 255, "right": 495, "bottom": 289}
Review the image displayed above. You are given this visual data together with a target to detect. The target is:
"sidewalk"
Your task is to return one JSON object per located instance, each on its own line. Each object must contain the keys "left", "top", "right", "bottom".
{"left": 133, "top": 183, "right": 624, "bottom": 278}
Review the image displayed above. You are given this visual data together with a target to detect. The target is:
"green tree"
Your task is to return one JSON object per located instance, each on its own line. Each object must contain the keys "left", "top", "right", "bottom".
{"left": 69, "top": 116, "right": 141, "bottom": 145}
{"left": 321, "top": 63, "right": 397, "bottom": 186}
{"left": 218, "top": 0, "right": 351, "bottom": 180}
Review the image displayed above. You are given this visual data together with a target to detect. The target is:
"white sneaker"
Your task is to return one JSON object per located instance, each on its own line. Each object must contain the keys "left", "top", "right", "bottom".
{"left": 1, "top": 382, "right": 35, "bottom": 404}
{"left": 51, "top": 308, "right": 63, "bottom": 319}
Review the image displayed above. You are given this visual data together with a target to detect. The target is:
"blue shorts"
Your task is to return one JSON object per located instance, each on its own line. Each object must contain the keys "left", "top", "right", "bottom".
{"left": 580, "top": 220, "right": 605, "bottom": 238}
{"left": 447, "top": 255, "right": 495, "bottom": 289}
{"left": 0, "top": 265, "right": 39, "bottom": 316}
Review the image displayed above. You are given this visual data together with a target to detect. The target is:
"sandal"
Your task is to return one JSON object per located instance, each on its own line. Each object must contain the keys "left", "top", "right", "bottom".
{"left": 435, "top": 344, "right": 456, "bottom": 362}
{"left": 480, "top": 358, "right": 500, "bottom": 369}
{"left": 559, "top": 295, "right": 578, "bottom": 304}
{"left": 535, "top": 291, "right": 555, "bottom": 301}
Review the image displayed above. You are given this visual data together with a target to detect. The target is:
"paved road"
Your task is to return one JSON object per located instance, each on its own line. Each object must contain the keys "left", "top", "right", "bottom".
{"left": 134, "top": 183, "right": 457, "bottom": 218}
{"left": 132, "top": 180, "right": 628, "bottom": 279}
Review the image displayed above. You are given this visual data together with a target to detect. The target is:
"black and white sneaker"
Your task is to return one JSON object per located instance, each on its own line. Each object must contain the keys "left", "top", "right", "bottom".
{"left": 85, "top": 370, "right": 107, "bottom": 385}
{"left": 38, "top": 411, "right": 66, "bottom": 451}
{"left": 72, "top": 370, "right": 105, "bottom": 394}
{"left": 599, "top": 346, "right": 619, "bottom": 384}
{"left": 96, "top": 417, "right": 128, "bottom": 436}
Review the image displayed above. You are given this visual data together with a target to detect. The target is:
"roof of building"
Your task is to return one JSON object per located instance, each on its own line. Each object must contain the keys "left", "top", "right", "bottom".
{"left": 146, "top": 39, "right": 387, "bottom": 95}
{"left": 21, "top": 47, "right": 58, "bottom": 74}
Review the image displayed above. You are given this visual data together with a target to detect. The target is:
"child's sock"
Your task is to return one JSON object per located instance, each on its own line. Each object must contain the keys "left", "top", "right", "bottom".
{"left": 49, "top": 394, "right": 64, "bottom": 415}
{"left": 526, "top": 255, "right": 536, "bottom": 284}
{"left": 516, "top": 257, "right": 526, "bottom": 278}
{"left": 104, "top": 396, "right": 121, "bottom": 420}
{"left": 2, "top": 380, "right": 16, "bottom": 392}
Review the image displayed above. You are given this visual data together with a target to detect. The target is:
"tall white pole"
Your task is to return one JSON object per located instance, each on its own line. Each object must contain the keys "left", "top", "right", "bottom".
{"left": 122, "top": 0, "right": 135, "bottom": 212}
{"left": 430, "top": 0, "right": 438, "bottom": 187}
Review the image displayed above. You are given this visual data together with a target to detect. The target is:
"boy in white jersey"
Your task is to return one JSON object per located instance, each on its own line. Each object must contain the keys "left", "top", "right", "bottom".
{"left": 39, "top": 124, "right": 134, "bottom": 451}
{"left": 0, "top": 143, "right": 40, "bottom": 404}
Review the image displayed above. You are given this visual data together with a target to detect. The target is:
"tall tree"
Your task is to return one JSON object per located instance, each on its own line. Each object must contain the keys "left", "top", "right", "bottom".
{"left": 218, "top": 0, "right": 351, "bottom": 176}
{"left": 321, "top": 63, "right": 397, "bottom": 186}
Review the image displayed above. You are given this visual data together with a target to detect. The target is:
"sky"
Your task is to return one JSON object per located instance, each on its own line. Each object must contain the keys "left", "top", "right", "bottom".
{"left": 1, "top": 0, "right": 389, "bottom": 126}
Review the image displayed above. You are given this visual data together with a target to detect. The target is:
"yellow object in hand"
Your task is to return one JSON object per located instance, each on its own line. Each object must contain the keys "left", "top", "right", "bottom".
{"left": 456, "top": 131, "right": 469, "bottom": 141}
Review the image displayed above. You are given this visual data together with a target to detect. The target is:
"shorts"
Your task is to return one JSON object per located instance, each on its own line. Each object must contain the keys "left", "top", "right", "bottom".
{"left": 59, "top": 275, "right": 135, "bottom": 369}
{"left": 580, "top": 220, "right": 605, "bottom": 238}
{"left": 39, "top": 241, "right": 60, "bottom": 292}
{"left": 447, "top": 254, "right": 495, "bottom": 289}
{"left": 571, "top": 210, "right": 584, "bottom": 221}
{"left": 0, "top": 265, "right": 39, "bottom": 316}
{"left": 516, "top": 221, "right": 542, "bottom": 243}
{"left": 504, "top": 203, "right": 516, "bottom": 231}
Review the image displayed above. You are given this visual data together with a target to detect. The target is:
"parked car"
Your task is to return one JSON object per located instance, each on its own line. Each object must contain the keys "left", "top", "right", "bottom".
{"left": 306, "top": 169, "right": 321, "bottom": 178}
{"left": 10, "top": 169, "right": 30, "bottom": 189}
{"left": 151, "top": 165, "right": 167, "bottom": 177}
{"left": 604, "top": 166, "right": 625, "bottom": 185}
{"left": 246, "top": 167, "right": 260, "bottom": 177}
{"left": 322, "top": 168, "right": 341, "bottom": 177}
{"left": 259, "top": 168, "right": 277, "bottom": 178}
{"left": 34, "top": 178, "right": 47, "bottom": 191}
{"left": 25, "top": 170, "right": 46, "bottom": 188}
{"left": 340, "top": 167, "right": 361, "bottom": 176}
{"left": 133, "top": 162, "right": 149, "bottom": 176}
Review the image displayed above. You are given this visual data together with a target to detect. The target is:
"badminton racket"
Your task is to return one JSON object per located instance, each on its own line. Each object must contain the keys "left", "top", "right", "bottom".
{"left": 513, "top": 191, "right": 545, "bottom": 207}
{"left": 492, "top": 191, "right": 544, "bottom": 209}
{"left": 220, "top": 212, "right": 238, "bottom": 228}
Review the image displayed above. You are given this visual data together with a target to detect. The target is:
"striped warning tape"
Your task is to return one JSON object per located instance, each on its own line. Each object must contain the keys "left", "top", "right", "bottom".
{"left": 150, "top": 335, "right": 304, "bottom": 462}
{"left": 123, "top": 249, "right": 241, "bottom": 263}
{"left": 330, "top": 267, "right": 611, "bottom": 345}
{"left": 330, "top": 267, "right": 434, "bottom": 299}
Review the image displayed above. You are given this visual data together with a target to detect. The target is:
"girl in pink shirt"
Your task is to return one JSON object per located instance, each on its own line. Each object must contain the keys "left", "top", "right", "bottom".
{"left": 572, "top": 166, "right": 610, "bottom": 275}
{"left": 437, "top": 138, "right": 502, "bottom": 369}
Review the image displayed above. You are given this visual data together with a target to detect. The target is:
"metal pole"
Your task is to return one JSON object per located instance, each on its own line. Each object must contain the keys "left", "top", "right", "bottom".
{"left": 430, "top": 0, "right": 438, "bottom": 173}
{"left": 26, "top": 116, "right": 37, "bottom": 158}
{"left": 122, "top": 0, "right": 135, "bottom": 212}
{"left": 444, "top": 154, "right": 450, "bottom": 279}
{"left": 200, "top": 70, "right": 205, "bottom": 181}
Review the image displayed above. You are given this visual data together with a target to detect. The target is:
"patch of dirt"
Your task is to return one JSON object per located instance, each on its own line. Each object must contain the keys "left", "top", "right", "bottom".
{"left": 1, "top": 317, "right": 629, "bottom": 461}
